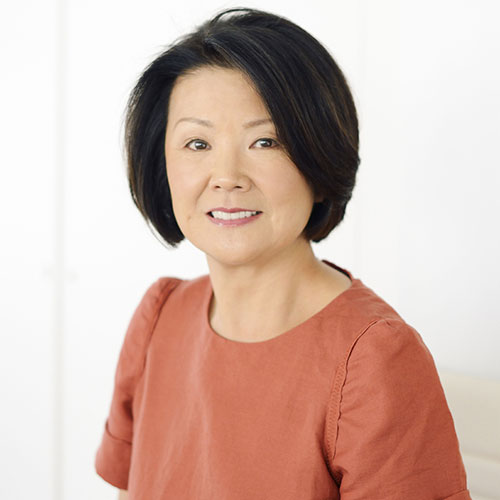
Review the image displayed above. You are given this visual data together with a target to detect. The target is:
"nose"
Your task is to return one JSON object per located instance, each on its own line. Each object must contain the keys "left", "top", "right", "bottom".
{"left": 208, "top": 147, "right": 251, "bottom": 193}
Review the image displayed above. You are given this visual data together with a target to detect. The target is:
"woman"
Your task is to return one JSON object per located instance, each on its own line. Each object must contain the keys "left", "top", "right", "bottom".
{"left": 95, "top": 7, "right": 471, "bottom": 499}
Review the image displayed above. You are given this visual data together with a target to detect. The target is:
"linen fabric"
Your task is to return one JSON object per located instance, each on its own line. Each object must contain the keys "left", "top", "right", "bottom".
{"left": 95, "top": 260, "right": 471, "bottom": 499}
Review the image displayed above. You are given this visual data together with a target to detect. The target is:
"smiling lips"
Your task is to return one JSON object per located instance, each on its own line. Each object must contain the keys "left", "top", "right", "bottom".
{"left": 207, "top": 209, "right": 263, "bottom": 226}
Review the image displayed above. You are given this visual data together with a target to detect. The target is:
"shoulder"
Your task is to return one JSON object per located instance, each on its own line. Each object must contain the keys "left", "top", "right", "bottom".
{"left": 117, "top": 277, "right": 184, "bottom": 380}
{"left": 340, "top": 279, "right": 435, "bottom": 377}
{"left": 320, "top": 277, "right": 413, "bottom": 354}
{"left": 155, "top": 273, "right": 210, "bottom": 312}
{"left": 333, "top": 310, "right": 437, "bottom": 406}
{"left": 341, "top": 317, "right": 435, "bottom": 382}
{"left": 142, "top": 276, "right": 184, "bottom": 309}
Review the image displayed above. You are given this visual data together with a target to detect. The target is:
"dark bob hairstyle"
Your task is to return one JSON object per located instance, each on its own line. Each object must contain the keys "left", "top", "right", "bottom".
{"left": 125, "top": 6, "right": 360, "bottom": 247}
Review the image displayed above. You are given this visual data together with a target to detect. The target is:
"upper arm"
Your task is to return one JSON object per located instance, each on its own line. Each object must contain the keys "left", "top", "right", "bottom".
{"left": 95, "top": 277, "right": 181, "bottom": 490}
{"left": 118, "top": 489, "right": 128, "bottom": 500}
{"left": 328, "top": 319, "right": 471, "bottom": 499}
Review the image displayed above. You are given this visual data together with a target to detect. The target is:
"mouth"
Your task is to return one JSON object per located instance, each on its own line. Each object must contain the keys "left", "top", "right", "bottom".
{"left": 207, "top": 210, "right": 263, "bottom": 218}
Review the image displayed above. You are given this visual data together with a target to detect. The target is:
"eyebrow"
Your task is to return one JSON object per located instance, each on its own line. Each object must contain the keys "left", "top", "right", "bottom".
{"left": 173, "top": 117, "right": 273, "bottom": 129}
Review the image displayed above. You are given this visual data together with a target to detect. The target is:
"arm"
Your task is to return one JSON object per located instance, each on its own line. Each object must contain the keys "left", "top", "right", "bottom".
{"left": 327, "top": 319, "right": 471, "bottom": 499}
{"left": 95, "top": 278, "right": 180, "bottom": 490}
{"left": 118, "top": 489, "right": 128, "bottom": 500}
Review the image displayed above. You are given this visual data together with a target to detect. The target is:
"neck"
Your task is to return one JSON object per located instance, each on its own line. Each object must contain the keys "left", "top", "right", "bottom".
{"left": 205, "top": 240, "right": 328, "bottom": 342}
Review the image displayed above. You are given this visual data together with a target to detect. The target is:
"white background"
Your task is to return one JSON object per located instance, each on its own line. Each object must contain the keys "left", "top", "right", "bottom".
{"left": 1, "top": 1, "right": 499, "bottom": 499}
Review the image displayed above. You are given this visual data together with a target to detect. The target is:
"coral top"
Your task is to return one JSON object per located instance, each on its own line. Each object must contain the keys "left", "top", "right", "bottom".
{"left": 95, "top": 259, "right": 471, "bottom": 499}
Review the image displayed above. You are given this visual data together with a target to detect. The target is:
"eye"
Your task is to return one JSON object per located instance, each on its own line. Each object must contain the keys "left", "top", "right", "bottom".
{"left": 185, "top": 139, "right": 209, "bottom": 151}
{"left": 253, "top": 137, "right": 279, "bottom": 149}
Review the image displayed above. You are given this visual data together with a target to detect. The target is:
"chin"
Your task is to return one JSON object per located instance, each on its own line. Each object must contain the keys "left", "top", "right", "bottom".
{"left": 205, "top": 247, "right": 265, "bottom": 268}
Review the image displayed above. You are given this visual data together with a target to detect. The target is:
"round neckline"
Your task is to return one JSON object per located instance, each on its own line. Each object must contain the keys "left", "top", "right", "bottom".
{"left": 203, "top": 259, "right": 359, "bottom": 346}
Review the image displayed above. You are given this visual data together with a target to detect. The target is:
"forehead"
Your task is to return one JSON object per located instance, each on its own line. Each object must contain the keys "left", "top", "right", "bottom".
{"left": 168, "top": 66, "right": 267, "bottom": 114}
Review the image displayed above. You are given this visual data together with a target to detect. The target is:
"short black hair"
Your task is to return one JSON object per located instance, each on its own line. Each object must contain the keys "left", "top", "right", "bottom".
{"left": 125, "top": 6, "right": 360, "bottom": 247}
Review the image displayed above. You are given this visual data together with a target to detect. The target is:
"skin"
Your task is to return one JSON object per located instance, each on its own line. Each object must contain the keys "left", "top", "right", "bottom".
{"left": 163, "top": 66, "right": 352, "bottom": 343}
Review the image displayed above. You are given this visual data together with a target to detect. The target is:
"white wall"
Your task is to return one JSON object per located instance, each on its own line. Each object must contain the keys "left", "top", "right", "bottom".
{"left": 1, "top": 1, "right": 498, "bottom": 499}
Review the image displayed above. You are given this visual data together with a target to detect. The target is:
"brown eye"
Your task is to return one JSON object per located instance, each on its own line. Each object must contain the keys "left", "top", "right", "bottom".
{"left": 186, "top": 139, "right": 209, "bottom": 151}
{"left": 254, "top": 138, "right": 279, "bottom": 148}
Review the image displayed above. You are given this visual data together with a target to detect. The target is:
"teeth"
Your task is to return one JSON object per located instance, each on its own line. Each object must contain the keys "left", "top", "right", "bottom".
{"left": 212, "top": 210, "right": 259, "bottom": 220}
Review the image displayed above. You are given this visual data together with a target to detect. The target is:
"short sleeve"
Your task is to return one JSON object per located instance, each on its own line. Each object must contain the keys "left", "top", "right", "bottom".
{"left": 94, "top": 277, "right": 179, "bottom": 489}
{"left": 326, "top": 318, "right": 471, "bottom": 500}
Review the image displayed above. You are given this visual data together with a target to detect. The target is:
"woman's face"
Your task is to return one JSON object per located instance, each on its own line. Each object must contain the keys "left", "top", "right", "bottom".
{"left": 164, "top": 66, "right": 317, "bottom": 267}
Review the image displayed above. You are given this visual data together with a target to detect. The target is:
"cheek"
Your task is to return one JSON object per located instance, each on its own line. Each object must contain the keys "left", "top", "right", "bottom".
{"left": 166, "top": 163, "right": 208, "bottom": 226}
{"left": 270, "top": 168, "right": 314, "bottom": 210}
{"left": 166, "top": 160, "right": 200, "bottom": 200}
{"left": 264, "top": 171, "right": 314, "bottom": 235}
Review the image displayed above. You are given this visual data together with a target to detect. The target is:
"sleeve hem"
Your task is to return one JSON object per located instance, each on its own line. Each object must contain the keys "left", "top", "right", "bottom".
{"left": 94, "top": 419, "right": 132, "bottom": 490}
{"left": 441, "top": 490, "right": 472, "bottom": 500}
